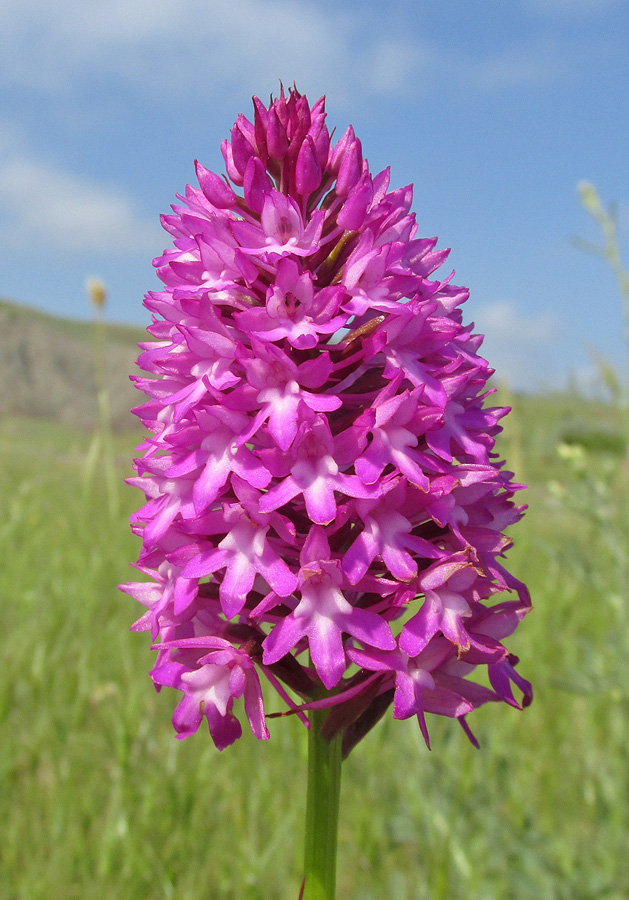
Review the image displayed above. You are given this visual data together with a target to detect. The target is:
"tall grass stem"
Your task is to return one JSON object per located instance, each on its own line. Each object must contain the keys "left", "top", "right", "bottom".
{"left": 84, "top": 287, "right": 119, "bottom": 518}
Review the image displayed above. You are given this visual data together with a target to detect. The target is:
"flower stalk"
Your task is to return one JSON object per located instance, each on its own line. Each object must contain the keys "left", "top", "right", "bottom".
{"left": 303, "top": 707, "right": 343, "bottom": 900}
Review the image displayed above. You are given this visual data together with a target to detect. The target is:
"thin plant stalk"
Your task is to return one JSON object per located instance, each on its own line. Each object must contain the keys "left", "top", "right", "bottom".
{"left": 575, "top": 181, "right": 629, "bottom": 662}
{"left": 302, "top": 706, "right": 343, "bottom": 900}
{"left": 576, "top": 182, "right": 629, "bottom": 424}
{"left": 84, "top": 278, "right": 119, "bottom": 518}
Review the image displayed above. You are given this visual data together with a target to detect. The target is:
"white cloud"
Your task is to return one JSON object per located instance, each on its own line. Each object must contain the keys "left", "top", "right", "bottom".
{"left": 0, "top": 0, "right": 429, "bottom": 105}
{"left": 0, "top": 156, "right": 162, "bottom": 253}
{"left": 472, "top": 300, "right": 561, "bottom": 389}
{"left": 0, "top": 0, "right": 588, "bottom": 116}
{"left": 474, "top": 300, "right": 558, "bottom": 342}
{"left": 465, "top": 37, "right": 569, "bottom": 92}
{"left": 363, "top": 39, "right": 436, "bottom": 96}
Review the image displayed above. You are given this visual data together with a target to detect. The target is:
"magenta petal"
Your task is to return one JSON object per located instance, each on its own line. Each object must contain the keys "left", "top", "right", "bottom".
{"left": 344, "top": 608, "right": 396, "bottom": 650}
{"left": 262, "top": 614, "right": 306, "bottom": 665}
{"left": 172, "top": 693, "right": 204, "bottom": 738}
{"left": 300, "top": 523, "right": 331, "bottom": 564}
{"left": 141, "top": 496, "right": 181, "bottom": 546}
{"left": 231, "top": 449, "right": 271, "bottom": 490}
{"left": 267, "top": 395, "right": 300, "bottom": 451}
{"left": 220, "top": 555, "right": 256, "bottom": 618}
{"left": 338, "top": 173, "right": 373, "bottom": 229}
{"left": 345, "top": 646, "right": 393, "bottom": 673}
{"left": 309, "top": 618, "right": 346, "bottom": 689}
{"left": 184, "top": 548, "right": 230, "bottom": 578}
{"left": 206, "top": 707, "right": 243, "bottom": 750}
{"left": 436, "top": 674, "right": 497, "bottom": 709}
{"left": 421, "top": 686, "right": 473, "bottom": 718}
{"left": 342, "top": 531, "right": 376, "bottom": 585}
{"left": 355, "top": 453, "right": 384, "bottom": 485}
{"left": 304, "top": 478, "right": 337, "bottom": 525}
{"left": 392, "top": 672, "right": 417, "bottom": 720}
{"left": 302, "top": 391, "right": 342, "bottom": 413}
{"left": 489, "top": 658, "right": 533, "bottom": 709}
{"left": 173, "top": 578, "right": 199, "bottom": 615}
{"left": 382, "top": 542, "right": 418, "bottom": 581}
{"left": 258, "top": 552, "right": 298, "bottom": 597}
{"left": 119, "top": 580, "right": 160, "bottom": 606}
{"left": 231, "top": 116, "right": 256, "bottom": 176}
{"left": 193, "top": 462, "right": 228, "bottom": 514}
{"left": 258, "top": 476, "right": 301, "bottom": 514}
{"left": 243, "top": 676, "right": 270, "bottom": 741}
{"left": 400, "top": 601, "right": 441, "bottom": 656}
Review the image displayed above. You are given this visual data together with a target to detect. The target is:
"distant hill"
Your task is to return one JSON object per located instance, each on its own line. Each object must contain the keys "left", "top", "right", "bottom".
{"left": 0, "top": 298, "right": 148, "bottom": 431}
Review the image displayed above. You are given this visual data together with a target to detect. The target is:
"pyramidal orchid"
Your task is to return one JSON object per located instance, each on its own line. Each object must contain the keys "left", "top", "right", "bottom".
{"left": 121, "top": 87, "right": 531, "bottom": 900}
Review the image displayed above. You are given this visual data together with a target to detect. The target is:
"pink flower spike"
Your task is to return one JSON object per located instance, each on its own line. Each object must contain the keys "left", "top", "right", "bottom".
{"left": 123, "top": 87, "right": 530, "bottom": 754}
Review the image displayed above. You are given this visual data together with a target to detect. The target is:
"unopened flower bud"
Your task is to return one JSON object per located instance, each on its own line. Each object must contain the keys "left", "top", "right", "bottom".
{"left": 296, "top": 134, "right": 322, "bottom": 196}
{"left": 578, "top": 180, "right": 603, "bottom": 217}
{"left": 86, "top": 277, "right": 107, "bottom": 309}
{"left": 336, "top": 137, "right": 363, "bottom": 197}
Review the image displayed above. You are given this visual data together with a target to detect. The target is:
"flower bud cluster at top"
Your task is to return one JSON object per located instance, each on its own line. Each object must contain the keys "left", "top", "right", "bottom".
{"left": 121, "top": 87, "right": 531, "bottom": 754}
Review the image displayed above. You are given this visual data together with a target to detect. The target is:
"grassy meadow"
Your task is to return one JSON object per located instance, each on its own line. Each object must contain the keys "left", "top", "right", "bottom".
{"left": 1, "top": 385, "right": 628, "bottom": 900}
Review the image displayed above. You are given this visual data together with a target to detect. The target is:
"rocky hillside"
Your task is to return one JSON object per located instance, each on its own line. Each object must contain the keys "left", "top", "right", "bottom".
{"left": 0, "top": 298, "right": 148, "bottom": 431}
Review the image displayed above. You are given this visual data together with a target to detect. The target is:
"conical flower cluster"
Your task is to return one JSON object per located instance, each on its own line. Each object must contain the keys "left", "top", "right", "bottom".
{"left": 121, "top": 88, "right": 531, "bottom": 754}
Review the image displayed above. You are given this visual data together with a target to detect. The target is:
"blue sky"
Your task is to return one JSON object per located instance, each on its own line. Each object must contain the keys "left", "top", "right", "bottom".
{"left": 1, "top": 0, "right": 627, "bottom": 391}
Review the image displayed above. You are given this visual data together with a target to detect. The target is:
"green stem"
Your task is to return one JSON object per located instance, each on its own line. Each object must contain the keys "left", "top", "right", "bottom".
{"left": 302, "top": 707, "right": 343, "bottom": 900}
